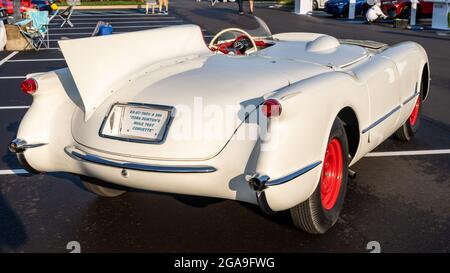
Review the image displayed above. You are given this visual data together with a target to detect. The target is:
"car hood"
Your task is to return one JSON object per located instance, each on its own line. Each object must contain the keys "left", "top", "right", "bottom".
{"left": 71, "top": 54, "right": 329, "bottom": 161}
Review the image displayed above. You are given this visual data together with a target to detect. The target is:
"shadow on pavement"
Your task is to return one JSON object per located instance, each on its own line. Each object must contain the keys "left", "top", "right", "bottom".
{"left": 0, "top": 185, "right": 28, "bottom": 252}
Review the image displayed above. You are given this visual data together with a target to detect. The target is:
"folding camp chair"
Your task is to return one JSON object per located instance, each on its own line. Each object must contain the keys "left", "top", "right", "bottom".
{"left": 16, "top": 11, "right": 50, "bottom": 51}
{"left": 59, "top": 5, "right": 74, "bottom": 27}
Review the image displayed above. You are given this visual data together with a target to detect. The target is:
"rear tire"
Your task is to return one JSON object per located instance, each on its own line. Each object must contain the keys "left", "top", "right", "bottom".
{"left": 341, "top": 6, "right": 349, "bottom": 18}
{"left": 290, "top": 118, "right": 349, "bottom": 234}
{"left": 81, "top": 176, "right": 127, "bottom": 197}
{"left": 394, "top": 80, "right": 423, "bottom": 142}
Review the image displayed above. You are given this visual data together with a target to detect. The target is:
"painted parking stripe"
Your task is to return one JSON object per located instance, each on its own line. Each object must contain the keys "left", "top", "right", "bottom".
{"left": 366, "top": 149, "right": 450, "bottom": 157}
{"left": 49, "top": 24, "right": 181, "bottom": 31}
{"left": 51, "top": 17, "right": 179, "bottom": 21}
{"left": 48, "top": 34, "right": 213, "bottom": 41}
{"left": 0, "top": 76, "right": 26, "bottom": 79}
{"left": 0, "top": 51, "right": 18, "bottom": 67}
{"left": 0, "top": 106, "right": 30, "bottom": 110}
{"left": 50, "top": 28, "right": 207, "bottom": 35}
{"left": 69, "top": 13, "right": 169, "bottom": 17}
{"left": 50, "top": 32, "right": 98, "bottom": 36}
{"left": 49, "top": 20, "right": 184, "bottom": 25}
{"left": 0, "top": 169, "right": 28, "bottom": 175}
{"left": 7, "top": 58, "right": 65, "bottom": 62}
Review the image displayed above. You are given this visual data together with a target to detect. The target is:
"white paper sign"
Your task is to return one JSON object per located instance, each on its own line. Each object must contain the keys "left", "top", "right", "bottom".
{"left": 120, "top": 107, "right": 169, "bottom": 140}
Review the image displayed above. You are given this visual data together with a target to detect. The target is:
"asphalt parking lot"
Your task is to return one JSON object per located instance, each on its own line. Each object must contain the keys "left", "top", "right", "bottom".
{"left": 0, "top": 0, "right": 449, "bottom": 253}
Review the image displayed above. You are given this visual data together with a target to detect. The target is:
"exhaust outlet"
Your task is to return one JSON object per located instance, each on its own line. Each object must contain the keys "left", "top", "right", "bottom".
{"left": 246, "top": 173, "right": 270, "bottom": 191}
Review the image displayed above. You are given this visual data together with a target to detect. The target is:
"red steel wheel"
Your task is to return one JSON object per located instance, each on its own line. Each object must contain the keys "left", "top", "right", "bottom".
{"left": 290, "top": 118, "right": 349, "bottom": 234}
{"left": 409, "top": 96, "right": 421, "bottom": 127}
{"left": 320, "top": 138, "right": 343, "bottom": 210}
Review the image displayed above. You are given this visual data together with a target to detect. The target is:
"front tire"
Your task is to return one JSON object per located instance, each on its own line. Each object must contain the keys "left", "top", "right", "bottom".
{"left": 81, "top": 176, "right": 127, "bottom": 197}
{"left": 290, "top": 118, "right": 349, "bottom": 234}
{"left": 313, "top": 0, "right": 318, "bottom": 10}
{"left": 394, "top": 81, "right": 424, "bottom": 142}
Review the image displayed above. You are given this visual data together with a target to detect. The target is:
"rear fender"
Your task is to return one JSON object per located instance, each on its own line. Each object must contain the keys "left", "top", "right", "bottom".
{"left": 16, "top": 68, "right": 80, "bottom": 172}
{"left": 253, "top": 71, "right": 370, "bottom": 211}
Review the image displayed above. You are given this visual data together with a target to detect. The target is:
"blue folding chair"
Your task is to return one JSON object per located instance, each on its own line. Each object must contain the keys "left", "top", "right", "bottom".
{"left": 16, "top": 11, "right": 51, "bottom": 51}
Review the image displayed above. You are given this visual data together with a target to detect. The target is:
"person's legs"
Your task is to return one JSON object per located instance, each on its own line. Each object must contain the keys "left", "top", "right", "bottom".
{"left": 236, "top": 0, "right": 244, "bottom": 14}
{"left": 164, "top": 0, "right": 168, "bottom": 13}
{"left": 249, "top": 0, "right": 254, "bottom": 14}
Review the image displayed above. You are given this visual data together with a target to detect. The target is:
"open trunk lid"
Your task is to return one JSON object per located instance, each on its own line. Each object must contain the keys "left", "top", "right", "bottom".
{"left": 71, "top": 55, "right": 328, "bottom": 160}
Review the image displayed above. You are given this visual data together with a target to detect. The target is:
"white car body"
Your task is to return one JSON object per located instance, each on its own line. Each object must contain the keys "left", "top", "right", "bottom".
{"left": 11, "top": 24, "right": 429, "bottom": 214}
{"left": 315, "top": 0, "right": 329, "bottom": 9}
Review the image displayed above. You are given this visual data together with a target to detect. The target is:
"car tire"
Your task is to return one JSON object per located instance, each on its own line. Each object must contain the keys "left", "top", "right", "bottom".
{"left": 290, "top": 118, "right": 349, "bottom": 234}
{"left": 399, "top": 6, "right": 411, "bottom": 19}
{"left": 361, "top": 4, "right": 369, "bottom": 16}
{"left": 341, "top": 6, "right": 349, "bottom": 18}
{"left": 313, "top": 0, "right": 318, "bottom": 10}
{"left": 80, "top": 176, "right": 128, "bottom": 197}
{"left": 394, "top": 81, "right": 423, "bottom": 142}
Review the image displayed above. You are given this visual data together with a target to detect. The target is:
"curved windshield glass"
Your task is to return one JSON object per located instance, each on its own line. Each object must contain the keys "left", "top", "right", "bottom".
{"left": 215, "top": 16, "right": 272, "bottom": 41}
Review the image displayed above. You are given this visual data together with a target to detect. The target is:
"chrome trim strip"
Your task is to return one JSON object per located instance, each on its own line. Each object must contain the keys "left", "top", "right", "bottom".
{"left": 402, "top": 91, "right": 420, "bottom": 106}
{"left": 246, "top": 160, "right": 322, "bottom": 190}
{"left": 265, "top": 160, "right": 322, "bottom": 187}
{"left": 361, "top": 105, "right": 401, "bottom": 134}
{"left": 65, "top": 146, "right": 217, "bottom": 173}
{"left": 362, "top": 87, "right": 420, "bottom": 134}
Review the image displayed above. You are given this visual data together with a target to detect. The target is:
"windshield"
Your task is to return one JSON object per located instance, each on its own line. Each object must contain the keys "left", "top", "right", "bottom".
{"left": 216, "top": 16, "right": 272, "bottom": 40}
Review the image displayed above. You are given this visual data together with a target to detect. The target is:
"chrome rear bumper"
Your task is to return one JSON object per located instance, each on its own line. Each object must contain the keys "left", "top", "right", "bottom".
{"left": 65, "top": 146, "right": 217, "bottom": 174}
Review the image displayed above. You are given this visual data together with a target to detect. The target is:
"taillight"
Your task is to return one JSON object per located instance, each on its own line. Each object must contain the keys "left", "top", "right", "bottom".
{"left": 261, "top": 99, "right": 282, "bottom": 118}
{"left": 21, "top": 78, "right": 38, "bottom": 95}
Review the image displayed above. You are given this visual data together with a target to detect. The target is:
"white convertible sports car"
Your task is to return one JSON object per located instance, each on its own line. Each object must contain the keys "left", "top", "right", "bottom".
{"left": 9, "top": 18, "right": 429, "bottom": 234}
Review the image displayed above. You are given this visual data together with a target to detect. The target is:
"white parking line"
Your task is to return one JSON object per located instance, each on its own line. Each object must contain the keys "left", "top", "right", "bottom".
{"left": 366, "top": 149, "right": 450, "bottom": 157}
{"left": 0, "top": 169, "right": 28, "bottom": 175}
{"left": 49, "top": 28, "right": 207, "bottom": 35}
{"left": 7, "top": 58, "right": 65, "bottom": 62}
{"left": 69, "top": 13, "right": 169, "bottom": 17}
{"left": 49, "top": 20, "right": 184, "bottom": 25}
{"left": 0, "top": 51, "right": 18, "bottom": 67}
{"left": 0, "top": 106, "right": 30, "bottom": 110}
{"left": 50, "top": 32, "right": 94, "bottom": 36}
{"left": 51, "top": 17, "right": 179, "bottom": 21}
{"left": 0, "top": 76, "right": 26, "bottom": 79}
{"left": 48, "top": 34, "right": 213, "bottom": 41}
{"left": 49, "top": 24, "right": 179, "bottom": 30}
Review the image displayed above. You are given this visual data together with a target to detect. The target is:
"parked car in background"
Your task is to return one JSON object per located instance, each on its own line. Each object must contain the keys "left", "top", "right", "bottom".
{"left": 313, "top": 0, "right": 329, "bottom": 9}
{"left": 0, "top": 0, "right": 54, "bottom": 15}
{"left": 0, "top": 0, "right": 36, "bottom": 15}
{"left": 0, "top": 7, "right": 7, "bottom": 23}
{"left": 380, "top": 0, "right": 433, "bottom": 18}
{"left": 325, "top": 0, "right": 369, "bottom": 17}
{"left": 31, "top": 0, "right": 54, "bottom": 12}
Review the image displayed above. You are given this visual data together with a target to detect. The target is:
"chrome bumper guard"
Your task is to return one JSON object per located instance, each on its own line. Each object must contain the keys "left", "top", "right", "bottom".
{"left": 7, "top": 138, "right": 46, "bottom": 174}
{"left": 65, "top": 146, "right": 217, "bottom": 173}
{"left": 8, "top": 138, "right": 47, "bottom": 154}
{"left": 245, "top": 160, "right": 322, "bottom": 214}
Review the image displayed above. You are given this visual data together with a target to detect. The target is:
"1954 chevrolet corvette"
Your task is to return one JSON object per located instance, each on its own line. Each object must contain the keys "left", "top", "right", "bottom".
{"left": 9, "top": 18, "right": 429, "bottom": 233}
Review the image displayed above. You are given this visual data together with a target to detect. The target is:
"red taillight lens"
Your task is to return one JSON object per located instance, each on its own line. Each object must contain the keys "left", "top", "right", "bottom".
{"left": 262, "top": 99, "right": 282, "bottom": 118}
{"left": 21, "top": 78, "right": 38, "bottom": 95}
